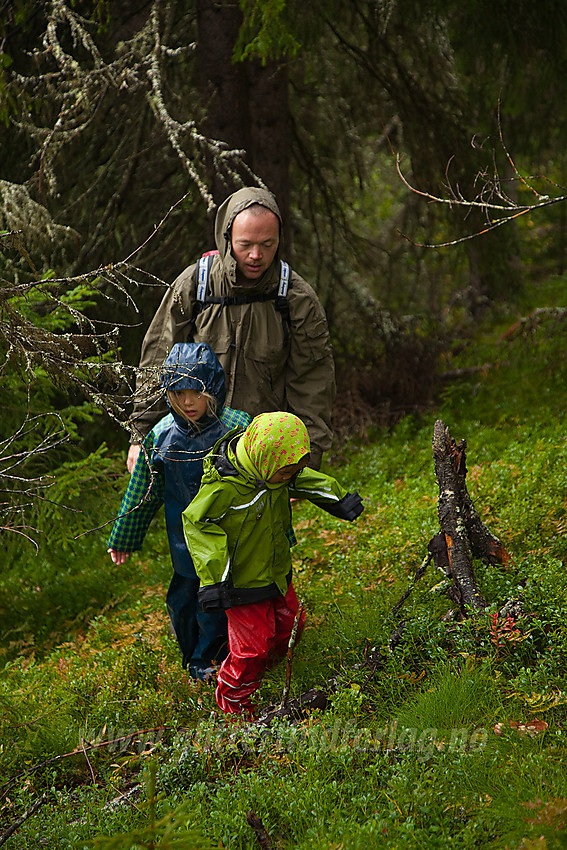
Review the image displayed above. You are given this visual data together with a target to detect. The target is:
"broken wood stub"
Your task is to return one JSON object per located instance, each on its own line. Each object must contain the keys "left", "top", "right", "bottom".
{"left": 432, "top": 420, "right": 487, "bottom": 613}
{"left": 247, "top": 811, "right": 276, "bottom": 850}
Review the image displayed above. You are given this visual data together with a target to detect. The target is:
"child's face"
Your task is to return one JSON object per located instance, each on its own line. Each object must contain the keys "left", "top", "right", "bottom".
{"left": 171, "top": 388, "right": 209, "bottom": 422}
{"left": 267, "top": 455, "right": 310, "bottom": 484}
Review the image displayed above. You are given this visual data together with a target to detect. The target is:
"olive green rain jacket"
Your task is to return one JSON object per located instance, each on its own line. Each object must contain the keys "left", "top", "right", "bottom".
{"left": 182, "top": 428, "right": 364, "bottom": 611}
{"left": 131, "top": 187, "right": 336, "bottom": 467}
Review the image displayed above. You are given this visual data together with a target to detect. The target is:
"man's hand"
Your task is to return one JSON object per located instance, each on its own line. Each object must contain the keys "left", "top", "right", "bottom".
{"left": 108, "top": 549, "right": 130, "bottom": 565}
{"left": 127, "top": 444, "right": 141, "bottom": 473}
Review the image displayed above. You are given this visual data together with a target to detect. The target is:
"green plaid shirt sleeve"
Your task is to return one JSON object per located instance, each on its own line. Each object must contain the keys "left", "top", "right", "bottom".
{"left": 220, "top": 406, "right": 252, "bottom": 431}
{"left": 107, "top": 426, "right": 165, "bottom": 553}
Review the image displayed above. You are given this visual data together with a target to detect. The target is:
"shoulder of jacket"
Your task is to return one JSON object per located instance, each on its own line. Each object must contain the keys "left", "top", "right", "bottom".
{"left": 286, "top": 271, "right": 326, "bottom": 321}
{"left": 295, "top": 466, "right": 330, "bottom": 485}
{"left": 151, "top": 413, "right": 175, "bottom": 437}
{"left": 189, "top": 473, "right": 243, "bottom": 520}
{"left": 172, "top": 262, "right": 199, "bottom": 296}
{"left": 288, "top": 270, "right": 321, "bottom": 300}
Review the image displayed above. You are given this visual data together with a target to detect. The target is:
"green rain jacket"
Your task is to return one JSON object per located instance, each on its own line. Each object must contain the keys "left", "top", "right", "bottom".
{"left": 182, "top": 429, "right": 364, "bottom": 611}
{"left": 131, "top": 187, "right": 336, "bottom": 467}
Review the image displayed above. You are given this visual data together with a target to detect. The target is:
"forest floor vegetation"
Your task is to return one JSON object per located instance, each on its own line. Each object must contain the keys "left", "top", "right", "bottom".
{"left": 2, "top": 275, "right": 567, "bottom": 848}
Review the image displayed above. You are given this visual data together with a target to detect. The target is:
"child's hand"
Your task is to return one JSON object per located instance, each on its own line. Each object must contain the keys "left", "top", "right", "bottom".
{"left": 127, "top": 444, "right": 141, "bottom": 473}
{"left": 108, "top": 548, "right": 130, "bottom": 565}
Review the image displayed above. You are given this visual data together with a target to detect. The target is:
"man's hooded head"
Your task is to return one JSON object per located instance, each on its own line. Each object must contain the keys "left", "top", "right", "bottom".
{"left": 214, "top": 187, "right": 282, "bottom": 286}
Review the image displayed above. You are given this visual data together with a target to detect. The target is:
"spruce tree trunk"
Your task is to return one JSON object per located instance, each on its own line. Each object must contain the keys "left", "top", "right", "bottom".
{"left": 195, "top": 0, "right": 291, "bottom": 252}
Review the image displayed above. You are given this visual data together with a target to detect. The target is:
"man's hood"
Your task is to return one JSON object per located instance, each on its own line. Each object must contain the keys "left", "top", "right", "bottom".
{"left": 214, "top": 187, "right": 282, "bottom": 289}
{"left": 160, "top": 342, "right": 226, "bottom": 419}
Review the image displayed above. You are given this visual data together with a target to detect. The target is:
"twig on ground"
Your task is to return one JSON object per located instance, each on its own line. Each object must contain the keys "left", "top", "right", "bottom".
{"left": 280, "top": 601, "right": 305, "bottom": 710}
{"left": 390, "top": 554, "right": 431, "bottom": 615}
{"left": 0, "top": 794, "right": 49, "bottom": 847}
{"left": 80, "top": 736, "right": 96, "bottom": 785}
{"left": 0, "top": 726, "right": 167, "bottom": 801}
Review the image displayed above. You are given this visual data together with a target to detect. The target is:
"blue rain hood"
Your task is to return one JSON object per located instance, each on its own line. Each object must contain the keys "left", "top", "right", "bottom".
{"left": 161, "top": 342, "right": 226, "bottom": 423}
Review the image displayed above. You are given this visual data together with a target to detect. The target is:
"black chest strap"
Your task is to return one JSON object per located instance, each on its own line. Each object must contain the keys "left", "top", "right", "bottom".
{"left": 193, "top": 256, "right": 292, "bottom": 343}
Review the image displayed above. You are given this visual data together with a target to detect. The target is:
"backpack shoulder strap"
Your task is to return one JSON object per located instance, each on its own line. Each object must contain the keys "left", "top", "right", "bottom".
{"left": 278, "top": 260, "right": 290, "bottom": 297}
{"left": 275, "top": 260, "right": 291, "bottom": 343}
{"left": 196, "top": 252, "right": 217, "bottom": 303}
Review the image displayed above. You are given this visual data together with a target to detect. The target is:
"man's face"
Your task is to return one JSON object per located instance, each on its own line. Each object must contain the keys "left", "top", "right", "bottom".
{"left": 231, "top": 208, "right": 279, "bottom": 282}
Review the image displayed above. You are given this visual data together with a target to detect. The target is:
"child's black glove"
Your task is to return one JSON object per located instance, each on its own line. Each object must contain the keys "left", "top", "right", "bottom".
{"left": 324, "top": 491, "right": 364, "bottom": 521}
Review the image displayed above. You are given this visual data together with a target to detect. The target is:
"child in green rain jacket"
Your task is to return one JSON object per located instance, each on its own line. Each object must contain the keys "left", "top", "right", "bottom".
{"left": 182, "top": 412, "right": 363, "bottom": 716}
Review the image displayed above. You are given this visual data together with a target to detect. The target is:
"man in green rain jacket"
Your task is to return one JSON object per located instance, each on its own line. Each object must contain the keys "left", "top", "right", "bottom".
{"left": 128, "top": 187, "right": 336, "bottom": 473}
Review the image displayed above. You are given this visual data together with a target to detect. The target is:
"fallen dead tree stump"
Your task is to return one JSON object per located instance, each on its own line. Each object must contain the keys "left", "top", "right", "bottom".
{"left": 431, "top": 419, "right": 512, "bottom": 615}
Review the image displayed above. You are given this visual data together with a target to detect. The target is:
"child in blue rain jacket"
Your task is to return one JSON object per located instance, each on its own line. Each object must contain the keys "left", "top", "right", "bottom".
{"left": 107, "top": 342, "right": 251, "bottom": 679}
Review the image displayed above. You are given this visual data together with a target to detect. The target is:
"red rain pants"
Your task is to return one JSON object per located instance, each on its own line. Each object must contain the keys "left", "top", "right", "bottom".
{"left": 215, "top": 583, "right": 305, "bottom": 716}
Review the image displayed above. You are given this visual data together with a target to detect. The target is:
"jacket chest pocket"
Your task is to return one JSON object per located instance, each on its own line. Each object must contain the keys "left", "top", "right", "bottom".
{"left": 192, "top": 318, "right": 233, "bottom": 367}
{"left": 245, "top": 307, "right": 288, "bottom": 366}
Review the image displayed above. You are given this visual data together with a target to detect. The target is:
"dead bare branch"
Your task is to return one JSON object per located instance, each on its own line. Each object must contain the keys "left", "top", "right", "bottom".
{"left": 396, "top": 102, "right": 567, "bottom": 248}
{"left": 0, "top": 726, "right": 168, "bottom": 802}
{"left": 0, "top": 794, "right": 50, "bottom": 847}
